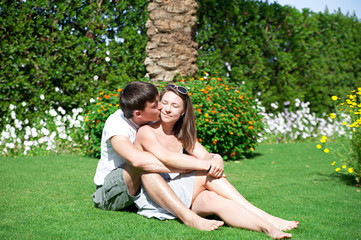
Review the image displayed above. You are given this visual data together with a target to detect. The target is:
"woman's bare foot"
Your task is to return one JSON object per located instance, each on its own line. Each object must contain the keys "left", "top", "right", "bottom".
{"left": 269, "top": 230, "right": 292, "bottom": 239}
{"left": 184, "top": 215, "right": 224, "bottom": 231}
{"left": 269, "top": 217, "right": 299, "bottom": 231}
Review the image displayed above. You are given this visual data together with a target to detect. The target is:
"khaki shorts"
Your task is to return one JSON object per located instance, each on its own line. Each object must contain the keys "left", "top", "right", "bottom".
{"left": 92, "top": 167, "right": 139, "bottom": 211}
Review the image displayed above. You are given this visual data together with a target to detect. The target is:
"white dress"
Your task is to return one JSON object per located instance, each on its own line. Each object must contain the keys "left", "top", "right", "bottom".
{"left": 134, "top": 149, "right": 196, "bottom": 220}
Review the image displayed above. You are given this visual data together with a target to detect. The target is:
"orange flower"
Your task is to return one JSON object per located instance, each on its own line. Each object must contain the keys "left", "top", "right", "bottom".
{"left": 104, "top": 94, "right": 110, "bottom": 99}
{"left": 206, "top": 96, "right": 211, "bottom": 101}
{"left": 249, "top": 126, "right": 253, "bottom": 130}
{"left": 117, "top": 88, "right": 122, "bottom": 92}
{"left": 212, "top": 139, "right": 218, "bottom": 145}
{"left": 199, "top": 138, "right": 203, "bottom": 142}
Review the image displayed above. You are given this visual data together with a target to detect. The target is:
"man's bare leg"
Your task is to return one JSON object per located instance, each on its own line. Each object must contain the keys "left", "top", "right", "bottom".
{"left": 194, "top": 172, "right": 298, "bottom": 231}
{"left": 141, "top": 173, "right": 224, "bottom": 231}
{"left": 191, "top": 190, "right": 292, "bottom": 239}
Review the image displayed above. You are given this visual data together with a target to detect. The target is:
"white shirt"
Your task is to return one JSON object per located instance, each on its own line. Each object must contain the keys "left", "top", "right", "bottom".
{"left": 93, "top": 109, "right": 140, "bottom": 186}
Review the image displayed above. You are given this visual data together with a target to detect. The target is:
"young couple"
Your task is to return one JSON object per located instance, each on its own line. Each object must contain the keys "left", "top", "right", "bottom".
{"left": 92, "top": 81, "right": 298, "bottom": 239}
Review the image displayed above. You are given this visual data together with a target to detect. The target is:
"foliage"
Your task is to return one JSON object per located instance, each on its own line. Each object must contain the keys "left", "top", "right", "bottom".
{"left": 316, "top": 88, "right": 361, "bottom": 183}
{"left": 84, "top": 89, "right": 122, "bottom": 158}
{"left": 259, "top": 99, "right": 346, "bottom": 143}
{"left": 172, "top": 70, "right": 264, "bottom": 160}
{"left": 0, "top": 103, "right": 85, "bottom": 157}
{"left": 0, "top": 0, "right": 148, "bottom": 130}
{"left": 85, "top": 71, "right": 263, "bottom": 160}
{"left": 196, "top": 0, "right": 361, "bottom": 115}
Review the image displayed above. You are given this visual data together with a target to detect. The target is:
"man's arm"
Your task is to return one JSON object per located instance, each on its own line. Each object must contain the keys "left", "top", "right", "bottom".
{"left": 136, "top": 126, "right": 210, "bottom": 171}
{"left": 110, "top": 135, "right": 175, "bottom": 173}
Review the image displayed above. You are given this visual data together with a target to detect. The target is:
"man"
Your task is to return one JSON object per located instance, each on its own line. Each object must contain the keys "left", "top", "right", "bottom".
{"left": 93, "top": 81, "right": 224, "bottom": 231}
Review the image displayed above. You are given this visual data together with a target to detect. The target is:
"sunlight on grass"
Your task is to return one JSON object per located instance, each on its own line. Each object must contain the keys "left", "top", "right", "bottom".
{"left": 1, "top": 143, "right": 360, "bottom": 239}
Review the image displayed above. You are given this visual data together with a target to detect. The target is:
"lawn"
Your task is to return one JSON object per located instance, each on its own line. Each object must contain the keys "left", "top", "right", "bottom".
{"left": 1, "top": 142, "right": 360, "bottom": 240}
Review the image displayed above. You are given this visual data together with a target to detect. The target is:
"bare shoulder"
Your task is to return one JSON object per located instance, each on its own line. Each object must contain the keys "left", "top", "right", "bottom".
{"left": 138, "top": 121, "right": 160, "bottom": 134}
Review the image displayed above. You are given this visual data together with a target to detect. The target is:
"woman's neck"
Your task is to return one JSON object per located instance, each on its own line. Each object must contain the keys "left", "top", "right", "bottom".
{"left": 160, "top": 121, "right": 175, "bottom": 136}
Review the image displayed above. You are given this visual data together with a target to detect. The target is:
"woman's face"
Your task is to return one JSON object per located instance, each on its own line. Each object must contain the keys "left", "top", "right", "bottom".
{"left": 160, "top": 91, "right": 185, "bottom": 123}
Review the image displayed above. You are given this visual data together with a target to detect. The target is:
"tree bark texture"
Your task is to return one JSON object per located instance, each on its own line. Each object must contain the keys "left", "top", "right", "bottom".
{"left": 145, "top": 0, "right": 198, "bottom": 82}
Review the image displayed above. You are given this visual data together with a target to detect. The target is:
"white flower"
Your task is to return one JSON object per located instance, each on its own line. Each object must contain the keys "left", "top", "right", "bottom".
{"left": 49, "top": 109, "right": 57, "bottom": 117}
{"left": 55, "top": 87, "right": 60, "bottom": 92}
{"left": 106, "top": 50, "right": 110, "bottom": 55}
{"left": 89, "top": 98, "right": 95, "bottom": 103}
{"left": 270, "top": 103, "right": 278, "bottom": 109}
{"left": 11, "top": 111, "right": 16, "bottom": 119}
{"left": 22, "top": 102, "right": 27, "bottom": 107}
{"left": 9, "top": 104, "right": 15, "bottom": 110}
{"left": 41, "top": 128, "right": 50, "bottom": 136}
{"left": 2, "top": 131, "right": 10, "bottom": 139}
{"left": 57, "top": 106, "right": 66, "bottom": 115}
{"left": 93, "top": 75, "right": 99, "bottom": 81}
{"left": 6, "top": 142, "right": 15, "bottom": 149}
{"left": 105, "top": 57, "right": 110, "bottom": 62}
{"left": 40, "top": 94, "right": 45, "bottom": 100}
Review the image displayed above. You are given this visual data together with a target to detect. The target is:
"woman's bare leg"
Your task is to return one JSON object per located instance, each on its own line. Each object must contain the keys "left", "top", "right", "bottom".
{"left": 193, "top": 171, "right": 298, "bottom": 231}
{"left": 141, "top": 173, "right": 224, "bottom": 231}
{"left": 191, "top": 190, "right": 292, "bottom": 239}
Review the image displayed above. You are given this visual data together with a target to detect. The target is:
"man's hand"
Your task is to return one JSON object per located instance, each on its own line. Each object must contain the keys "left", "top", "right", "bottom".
{"left": 207, "top": 154, "right": 225, "bottom": 178}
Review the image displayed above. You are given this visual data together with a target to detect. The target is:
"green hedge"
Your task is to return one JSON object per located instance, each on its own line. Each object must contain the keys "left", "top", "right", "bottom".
{"left": 196, "top": 0, "right": 361, "bottom": 114}
{"left": 1, "top": 0, "right": 360, "bottom": 128}
{"left": 0, "top": 0, "right": 148, "bottom": 129}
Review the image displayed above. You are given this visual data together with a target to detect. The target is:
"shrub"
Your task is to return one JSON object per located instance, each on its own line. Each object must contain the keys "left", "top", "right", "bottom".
{"left": 317, "top": 88, "right": 361, "bottom": 184}
{"left": 0, "top": 104, "right": 85, "bottom": 157}
{"left": 84, "top": 90, "right": 121, "bottom": 158}
{"left": 172, "top": 71, "right": 264, "bottom": 160}
{"left": 85, "top": 71, "right": 264, "bottom": 160}
{"left": 259, "top": 99, "right": 346, "bottom": 143}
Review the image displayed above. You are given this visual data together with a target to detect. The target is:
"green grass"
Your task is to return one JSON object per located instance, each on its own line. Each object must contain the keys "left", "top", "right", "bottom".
{"left": 1, "top": 142, "right": 360, "bottom": 240}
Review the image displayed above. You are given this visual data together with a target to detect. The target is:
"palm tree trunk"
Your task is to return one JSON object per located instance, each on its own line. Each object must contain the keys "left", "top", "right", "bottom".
{"left": 145, "top": 0, "right": 198, "bottom": 82}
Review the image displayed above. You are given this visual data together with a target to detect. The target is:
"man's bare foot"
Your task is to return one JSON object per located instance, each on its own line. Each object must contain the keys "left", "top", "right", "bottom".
{"left": 269, "top": 217, "right": 299, "bottom": 231}
{"left": 184, "top": 215, "right": 224, "bottom": 231}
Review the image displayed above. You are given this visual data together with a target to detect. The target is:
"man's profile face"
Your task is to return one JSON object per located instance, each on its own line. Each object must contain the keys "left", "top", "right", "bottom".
{"left": 140, "top": 99, "right": 162, "bottom": 122}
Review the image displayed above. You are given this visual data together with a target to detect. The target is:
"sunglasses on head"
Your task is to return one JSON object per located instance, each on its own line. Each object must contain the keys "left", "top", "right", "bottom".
{"left": 165, "top": 84, "right": 188, "bottom": 95}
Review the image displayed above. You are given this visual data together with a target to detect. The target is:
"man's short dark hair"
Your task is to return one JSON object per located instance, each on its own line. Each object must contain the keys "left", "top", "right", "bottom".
{"left": 119, "top": 81, "right": 158, "bottom": 118}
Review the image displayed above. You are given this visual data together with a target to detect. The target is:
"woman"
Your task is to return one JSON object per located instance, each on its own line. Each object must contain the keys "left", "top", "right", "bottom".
{"left": 134, "top": 84, "right": 298, "bottom": 239}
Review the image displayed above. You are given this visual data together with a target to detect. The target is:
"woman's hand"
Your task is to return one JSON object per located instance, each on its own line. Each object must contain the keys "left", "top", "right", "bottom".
{"left": 208, "top": 154, "right": 225, "bottom": 178}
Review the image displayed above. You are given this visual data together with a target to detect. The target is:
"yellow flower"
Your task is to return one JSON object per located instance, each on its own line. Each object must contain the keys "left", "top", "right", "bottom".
{"left": 316, "top": 144, "right": 322, "bottom": 149}
{"left": 342, "top": 165, "right": 346, "bottom": 169}
{"left": 230, "top": 132, "right": 234, "bottom": 135}
{"left": 250, "top": 147, "right": 254, "bottom": 151}
{"left": 324, "top": 148, "right": 329, "bottom": 153}
{"left": 330, "top": 113, "right": 336, "bottom": 119}
{"left": 331, "top": 96, "right": 338, "bottom": 101}
{"left": 342, "top": 122, "right": 347, "bottom": 125}
{"left": 348, "top": 168, "right": 354, "bottom": 173}
{"left": 320, "top": 139, "right": 326, "bottom": 143}
{"left": 204, "top": 113, "right": 209, "bottom": 117}
{"left": 331, "top": 161, "right": 336, "bottom": 166}
{"left": 335, "top": 168, "right": 341, "bottom": 172}
{"left": 85, "top": 116, "right": 89, "bottom": 122}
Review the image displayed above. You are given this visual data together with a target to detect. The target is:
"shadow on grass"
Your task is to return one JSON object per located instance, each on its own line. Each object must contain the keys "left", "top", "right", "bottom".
{"left": 243, "top": 152, "right": 263, "bottom": 160}
{"left": 317, "top": 172, "right": 358, "bottom": 187}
